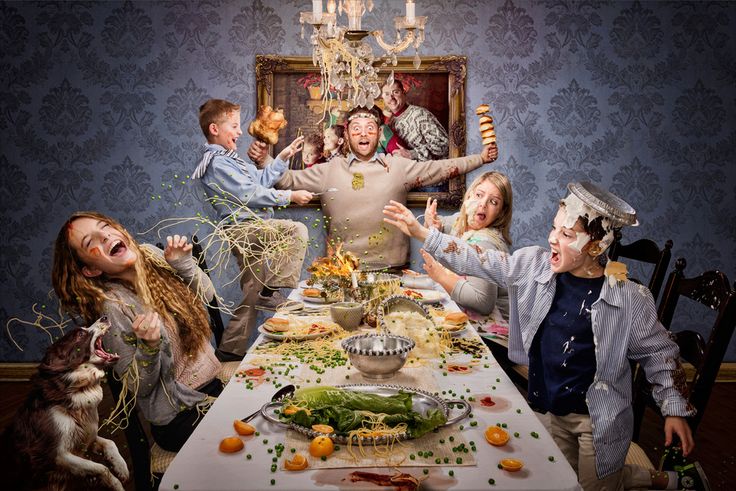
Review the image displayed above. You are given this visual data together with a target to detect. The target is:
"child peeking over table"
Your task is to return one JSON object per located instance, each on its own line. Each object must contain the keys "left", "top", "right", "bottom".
{"left": 383, "top": 182, "right": 709, "bottom": 491}
{"left": 302, "top": 133, "right": 326, "bottom": 168}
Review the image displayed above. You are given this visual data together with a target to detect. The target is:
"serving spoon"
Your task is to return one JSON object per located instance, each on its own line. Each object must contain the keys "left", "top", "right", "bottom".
{"left": 240, "top": 384, "right": 295, "bottom": 423}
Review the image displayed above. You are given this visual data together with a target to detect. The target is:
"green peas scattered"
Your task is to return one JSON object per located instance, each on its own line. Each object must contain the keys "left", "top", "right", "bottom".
{"left": 470, "top": 421, "right": 478, "bottom": 427}
{"left": 270, "top": 479, "right": 275, "bottom": 485}
{"left": 514, "top": 432, "right": 520, "bottom": 438}
{"left": 456, "top": 457, "right": 463, "bottom": 464}
{"left": 409, "top": 454, "right": 416, "bottom": 460}
{"left": 435, "top": 458, "right": 441, "bottom": 464}
{"left": 549, "top": 456, "right": 555, "bottom": 462}
{"left": 321, "top": 456, "right": 327, "bottom": 461}
{"left": 488, "top": 478, "right": 496, "bottom": 485}
{"left": 246, "top": 454, "right": 252, "bottom": 459}
{"left": 531, "top": 431, "right": 539, "bottom": 438}
{"left": 449, "top": 470, "right": 455, "bottom": 477}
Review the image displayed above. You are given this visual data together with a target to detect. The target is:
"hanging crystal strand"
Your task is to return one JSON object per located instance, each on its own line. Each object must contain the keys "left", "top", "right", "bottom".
{"left": 301, "top": 23, "right": 305, "bottom": 40}
{"left": 413, "top": 49, "right": 421, "bottom": 69}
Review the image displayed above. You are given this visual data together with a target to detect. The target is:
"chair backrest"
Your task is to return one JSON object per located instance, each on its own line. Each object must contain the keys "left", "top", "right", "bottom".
{"left": 631, "top": 258, "right": 736, "bottom": 440}
{"left": 608, "top": 230, "right": 673, "bottom": 302}
{"left": 155, "top": 235, "right": 225, "bottom": 345}
{"left": 656, "top": 257, "right": 736, "bottom": 433}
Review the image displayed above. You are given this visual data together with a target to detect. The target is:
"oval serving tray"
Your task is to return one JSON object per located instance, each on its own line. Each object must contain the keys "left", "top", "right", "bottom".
{"left": 260, "top": 383, "right": 471, "bottom": 444}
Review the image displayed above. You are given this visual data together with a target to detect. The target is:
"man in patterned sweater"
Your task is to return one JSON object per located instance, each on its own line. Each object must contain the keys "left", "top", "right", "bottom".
{"left": 381, "top": 79, "right": 449, "bottom": 161}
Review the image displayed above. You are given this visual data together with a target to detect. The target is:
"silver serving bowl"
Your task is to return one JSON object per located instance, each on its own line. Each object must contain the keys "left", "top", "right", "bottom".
{"left": 341, "top": 333, "right": 415, "bottom": 379}
{"left": 377, "top": 295, "right": 432, "bottom": 334}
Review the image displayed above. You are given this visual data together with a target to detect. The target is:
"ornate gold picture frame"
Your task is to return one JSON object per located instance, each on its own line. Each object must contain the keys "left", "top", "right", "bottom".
{"left": 255, "top": 54, "right": 468, "bottom": 208}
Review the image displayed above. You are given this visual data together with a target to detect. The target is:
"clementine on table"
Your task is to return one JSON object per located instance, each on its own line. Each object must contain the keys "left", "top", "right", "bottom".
{"left": 485, "top": 426, "right": 510, "bottom": 446}
{"left": 308, "top": 435, "right": 335, "bottom": 458}
{"left": 284, "top": 453, "right": 309, "bottom": 471}
{"left": 233, "top": 420, "right": 256, "bottom": 436}
{"left": 219, "top": 436, "right": 244, "bottom": 453}
{"left": 311, "top": 424, "right": 334, "bottom": 434}
{"left": 499, "top": 458, "right": 524, "bottom": 472}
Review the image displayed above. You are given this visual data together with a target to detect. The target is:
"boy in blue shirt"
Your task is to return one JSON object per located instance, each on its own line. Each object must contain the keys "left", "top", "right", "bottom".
{"left": 194, "top": 99, "right": 313, "bottom": 359}
{"left": 383, "top": 182, "right": 709, "bottom": 490}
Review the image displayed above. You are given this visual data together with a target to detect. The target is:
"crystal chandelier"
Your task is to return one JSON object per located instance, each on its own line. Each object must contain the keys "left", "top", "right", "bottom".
{"left": 300, "top": 0, "right": 427, "bottom": 110}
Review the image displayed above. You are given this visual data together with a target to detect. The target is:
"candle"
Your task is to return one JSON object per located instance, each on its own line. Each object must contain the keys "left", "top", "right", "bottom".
{"left": 312, "top": 0, "right": 322, "bottom": 22}
{"left": 351, "top": 271, "right": 359, "bottom": 289}
{"left": 406, "top": 0, "right": 415, "bottom": 25}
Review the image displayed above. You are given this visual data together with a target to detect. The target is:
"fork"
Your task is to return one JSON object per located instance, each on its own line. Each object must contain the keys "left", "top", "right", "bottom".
{"left": 313, "top": 188, "right": 338, "bottom": 196}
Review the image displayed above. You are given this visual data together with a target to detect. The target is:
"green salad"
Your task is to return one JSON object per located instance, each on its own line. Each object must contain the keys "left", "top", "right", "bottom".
{"left": 280, "top": 386, "right": 446, "bottom": 438}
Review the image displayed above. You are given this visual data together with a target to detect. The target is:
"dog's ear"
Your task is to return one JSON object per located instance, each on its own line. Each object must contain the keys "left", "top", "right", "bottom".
{"left": 82, "top": 265, "right": 102, "bottom": 278}
{"left": 40, "top": 329, "right": 92, "bottom": 375}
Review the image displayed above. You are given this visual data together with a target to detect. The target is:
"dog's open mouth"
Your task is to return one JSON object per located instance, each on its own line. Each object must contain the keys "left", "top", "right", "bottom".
{"left": 94, "top": 336, "right": 119, "bottom": 364}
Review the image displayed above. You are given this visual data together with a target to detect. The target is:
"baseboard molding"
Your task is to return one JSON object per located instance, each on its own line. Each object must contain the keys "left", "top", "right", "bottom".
{"left": 2, "top": 362, "right": 736, "bottom": 382}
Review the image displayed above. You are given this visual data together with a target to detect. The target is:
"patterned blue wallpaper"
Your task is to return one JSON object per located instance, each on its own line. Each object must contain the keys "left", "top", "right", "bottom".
{"left": 1, "top": 0, "right": 735, "bottom": 362}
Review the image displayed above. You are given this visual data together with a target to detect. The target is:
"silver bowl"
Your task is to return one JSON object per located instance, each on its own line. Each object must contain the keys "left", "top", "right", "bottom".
{"left": 341, "top": 333, "right": 415, "bottom": 379}
{"left": 377, "top": 295, "right": 432, "bottom": 334}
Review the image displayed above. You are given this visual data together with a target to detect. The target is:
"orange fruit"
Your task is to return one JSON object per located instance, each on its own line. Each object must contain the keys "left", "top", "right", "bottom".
{"left": 284, "top": 405, "right": 311, "bottom": 416}
{"left": 484, "top": 426, "right": 510, "bottom": 446}
{"left": 219, "top": 436, "right": 244, "bottom": 453}
{"left": 284, "top": 453, "right": 309, "bottom": 471}
{"left": 233, "top": 420, "right": 256, "bottom": 436}
{"left": 308, "top": 435, "right": 335, "bottom": 458}
{"left": 499, "top": 458, "right": 524, "bottom": 472}
{"left": 311, "top": 424, "right": 334, "bottom": 434}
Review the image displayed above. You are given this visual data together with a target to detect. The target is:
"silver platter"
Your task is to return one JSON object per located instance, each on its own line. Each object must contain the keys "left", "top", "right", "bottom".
{"left": 260, "top": 383, "right": 470, "bottom": 444}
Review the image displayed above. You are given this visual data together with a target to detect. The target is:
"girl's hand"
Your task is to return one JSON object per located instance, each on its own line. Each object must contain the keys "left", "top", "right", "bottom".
{"left": 132, "top": 311, "right": 162, "bottom": 347}
{"left": 383, "top": 200, "right": 429, "bottom": 240}
{"left": 164, "top": 235, "right": 192, "bottom": 263}
{"left": 424, "top": 198, "right": 442, "bottom": 230}
{"left": 481, "top": 143, "right": 498, "bottom": 163}
{"left": 663, "top": 416, "right": 694, "bottom": 456}
{"left": 277, "top": 136, "right": 305, "bottom": 161}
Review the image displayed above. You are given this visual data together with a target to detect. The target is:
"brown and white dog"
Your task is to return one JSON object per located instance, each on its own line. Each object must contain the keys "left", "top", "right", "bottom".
{"left": 1, "top": 316, "right": 128, "bottom": 491}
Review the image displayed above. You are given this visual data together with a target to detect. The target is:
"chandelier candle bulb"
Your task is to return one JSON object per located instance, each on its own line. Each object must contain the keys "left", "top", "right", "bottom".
{"left": 406, "top": 0, "right": 415, "bottom": 25}
{"left": 312, "top": 0, "right": 322, "bottom": 22}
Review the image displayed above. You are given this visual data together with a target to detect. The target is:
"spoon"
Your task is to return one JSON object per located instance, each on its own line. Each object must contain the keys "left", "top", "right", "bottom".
{"left": 240, "top": 384, "right": 295, "bottom": 423}
{"left": 313, "top": 187, "right": 338, "bottom": 196}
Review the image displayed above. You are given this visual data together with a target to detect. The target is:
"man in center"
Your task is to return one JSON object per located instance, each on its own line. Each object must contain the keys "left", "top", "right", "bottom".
{"left": 248, "top": 106, "right": 497, "bottom": 269}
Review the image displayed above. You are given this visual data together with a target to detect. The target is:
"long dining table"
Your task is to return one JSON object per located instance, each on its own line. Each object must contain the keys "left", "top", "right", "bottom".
{"left": 160, "top": 282, "right": 581, "bottom": 491}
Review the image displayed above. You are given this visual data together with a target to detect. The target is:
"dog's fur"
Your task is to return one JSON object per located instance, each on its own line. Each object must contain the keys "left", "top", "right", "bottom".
{"left": 1, "top": 317, "right": 128, "bottom": 491}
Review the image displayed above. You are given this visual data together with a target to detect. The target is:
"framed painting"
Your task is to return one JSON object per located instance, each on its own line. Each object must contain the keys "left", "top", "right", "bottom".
{"left": 254, "top": 54, "right": 468, "bottom": 208}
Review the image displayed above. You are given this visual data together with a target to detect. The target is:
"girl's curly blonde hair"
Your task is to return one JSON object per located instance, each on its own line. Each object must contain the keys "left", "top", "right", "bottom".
{"left": 451, "top": 171, "right": 513, "bottom": 246}
{"left": 52, "top": 211, "right": 211, "bottom": 355}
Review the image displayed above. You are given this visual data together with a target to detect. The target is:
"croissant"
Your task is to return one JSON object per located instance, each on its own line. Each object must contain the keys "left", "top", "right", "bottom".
{"left": 248, "top": 105, "right": 288, "bottom": 145}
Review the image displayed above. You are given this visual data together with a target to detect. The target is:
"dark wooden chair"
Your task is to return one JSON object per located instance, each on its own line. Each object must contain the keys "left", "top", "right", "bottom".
{"left": 608, "top": 229, "right": 673, "bottom": 303}
{"left": 631, "top": 258, "right": 736, "bottom": 440}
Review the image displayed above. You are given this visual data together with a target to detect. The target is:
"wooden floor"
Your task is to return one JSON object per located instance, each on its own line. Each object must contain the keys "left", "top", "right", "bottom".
{"left": 1, "top": 380, "right": 733, "bottom": 490}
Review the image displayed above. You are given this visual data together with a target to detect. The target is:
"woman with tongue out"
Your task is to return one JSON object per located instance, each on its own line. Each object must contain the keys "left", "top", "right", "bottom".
{"left": 52, "top": 211, "right": 224, "bottom": 452}
{"left": 420, "top": 171, "right": 512, "bottom": 321}
{"left": 384, "top": 182, "right": 702, "bottom": 491}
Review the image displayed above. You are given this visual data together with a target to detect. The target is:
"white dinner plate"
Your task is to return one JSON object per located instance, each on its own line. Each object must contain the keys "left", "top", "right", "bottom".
{"left": 257, "top": 321, "right": 337, "bottom": 341}
{"left": 401, "top": 288, "right": 443, "bottom": 304}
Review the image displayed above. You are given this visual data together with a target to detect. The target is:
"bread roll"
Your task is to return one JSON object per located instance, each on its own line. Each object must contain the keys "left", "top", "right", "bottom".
{"left": 479, "top": 115, "right": 493, "bottom": 124}
{"left": 481, "top": 129, "right": 496, "bottom": 138}
{"left": 302, "top": 288, "right": 322, "bottom": 298}
{"left": 444, "top": 311, "right": 468, "bottom": 326}
{"left": 264, "top": 317, "right": 290, "bottom": 332}
{"left": 480, "top": 122, "right": 494, "bottom": 132}
{"left": 482, "top": 136, "right": 497, "bottom": 145}
{"left": 475, "top": 104, "right": 490, "bottom": 115}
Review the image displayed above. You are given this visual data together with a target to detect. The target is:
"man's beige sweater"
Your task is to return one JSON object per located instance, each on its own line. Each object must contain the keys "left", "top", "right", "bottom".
{"left": 276, "top": 153, "right": 485, "bottom": 267}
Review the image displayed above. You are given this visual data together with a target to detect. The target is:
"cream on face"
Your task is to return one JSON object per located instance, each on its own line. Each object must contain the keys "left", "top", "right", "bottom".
{"left": 559, "top": 193, "right": 615, "bottom": 251}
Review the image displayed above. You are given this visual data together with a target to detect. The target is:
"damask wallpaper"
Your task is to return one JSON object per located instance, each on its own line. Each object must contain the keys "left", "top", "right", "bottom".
{"left": 1, "top": 0, "right": 734, "bottom": 363}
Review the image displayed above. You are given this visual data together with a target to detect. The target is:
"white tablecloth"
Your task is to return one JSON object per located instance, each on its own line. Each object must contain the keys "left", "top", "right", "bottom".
{"left": 160, "top": 290, "right": 581, "bottom": 491}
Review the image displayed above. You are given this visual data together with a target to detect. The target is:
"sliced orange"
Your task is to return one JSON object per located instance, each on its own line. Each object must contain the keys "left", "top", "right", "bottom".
{"left": 311, "top": 424, "right": 334, "bottom": 434}
{"left": 283, "top": 405, "right": 311, "bottom": 416}
{"left": 233, "top": 420, "right": 256, "bottom": 436}
{"left": 485, "top": 426, "right": 510, "bottom": 446}
{"left": 308, "top": 435, "right": 335, "bottom": 458}
{"left": 219, "top": 436, "right": 244, "bottom": 453}
{"left": 499, "top": 458, "right": 524, "bottom": 472}
{"left": 284, "top": 453, "right": 309, "bottom": 471}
